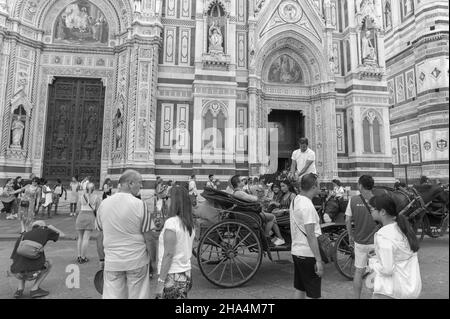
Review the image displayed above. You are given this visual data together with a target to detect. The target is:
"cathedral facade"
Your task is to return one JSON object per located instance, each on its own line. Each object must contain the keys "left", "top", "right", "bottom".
{"left": 0, "top": 0, "right": 407, "bottom": 187}
{"left": 384, "top": 0, "right": 449, "bottom": 184}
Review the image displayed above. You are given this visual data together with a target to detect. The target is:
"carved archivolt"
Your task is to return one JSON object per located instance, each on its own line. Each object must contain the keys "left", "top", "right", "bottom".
{"left": 13, "top": 0, "right": 132, "bottom": 34}
{"left": 255, "top": 31, "right": 327, "bottom": 84}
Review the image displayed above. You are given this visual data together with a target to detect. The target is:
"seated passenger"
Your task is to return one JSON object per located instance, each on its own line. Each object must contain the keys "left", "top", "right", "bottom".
{"left": 271, "top": 180, "right": 296, "bottom": 228}
{"left": 231, "top": 175, "right": 285, "bottom": 246}
{"left": 331, "top": 179, "right": 345, "bottom": 199}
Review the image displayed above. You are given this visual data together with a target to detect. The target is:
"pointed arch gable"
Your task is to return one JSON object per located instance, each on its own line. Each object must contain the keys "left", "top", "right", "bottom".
{"left": 256, "top": 0, "right": 325, "bottom": 44}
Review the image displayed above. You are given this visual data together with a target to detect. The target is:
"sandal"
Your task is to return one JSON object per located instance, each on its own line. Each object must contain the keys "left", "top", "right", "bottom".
{"left": 14, "top": 289, "right": 24, "bottom": 299}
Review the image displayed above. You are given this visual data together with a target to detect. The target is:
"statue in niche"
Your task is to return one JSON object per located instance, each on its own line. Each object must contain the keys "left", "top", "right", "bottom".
{"left": 11, "top": 118, "right": 25, "bottom": 148}
{"left": 361, "top": 30, "right": 377, "bottom": 65}
{"left": 208, "top": 21, "right": 223, "bottom": 54}
{"left": 114, "top": 110, "right": 123, "bottom": 150}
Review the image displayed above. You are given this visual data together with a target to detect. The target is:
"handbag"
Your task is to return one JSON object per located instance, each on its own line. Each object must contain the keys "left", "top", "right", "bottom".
{"left": 16, "top": 235, "right": 44, "bottom": 259}
{"left": 292, "top": 198, "right": 333, "bottom": 264}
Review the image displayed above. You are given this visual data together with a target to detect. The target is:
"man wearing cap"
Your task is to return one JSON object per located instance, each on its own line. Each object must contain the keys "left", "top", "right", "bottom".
{"left": 10, "top": 220, "right": 65, "bottom": 298}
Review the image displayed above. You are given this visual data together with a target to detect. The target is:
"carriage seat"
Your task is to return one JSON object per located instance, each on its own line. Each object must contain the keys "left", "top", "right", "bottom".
{"left": 200, "top": 187, "right": 264, "bottom": 227}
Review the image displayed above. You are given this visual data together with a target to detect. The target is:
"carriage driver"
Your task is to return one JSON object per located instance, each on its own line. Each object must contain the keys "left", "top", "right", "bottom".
{"left": 289, "top": 138, "right": 317, "bottom": 181}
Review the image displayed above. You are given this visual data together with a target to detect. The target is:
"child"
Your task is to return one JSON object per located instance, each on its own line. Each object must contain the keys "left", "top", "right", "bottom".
{"left": 52, "top": 179, "right": 67, "bottom": 215}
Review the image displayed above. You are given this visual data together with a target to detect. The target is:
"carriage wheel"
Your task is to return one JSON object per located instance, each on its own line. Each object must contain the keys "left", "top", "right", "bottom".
{"left": 333, "top": 230, "right": 355, "bottom": 280}
{"left": 197, "top": 220, "right": 263, "bottom": 288}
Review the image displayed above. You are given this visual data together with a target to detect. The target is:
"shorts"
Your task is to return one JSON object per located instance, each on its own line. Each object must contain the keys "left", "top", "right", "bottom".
{"left": 292, "top": 255, "right": 321, "bottom": 299}
{"left": 354, "top": 242, "right": 375, "bottom": 269}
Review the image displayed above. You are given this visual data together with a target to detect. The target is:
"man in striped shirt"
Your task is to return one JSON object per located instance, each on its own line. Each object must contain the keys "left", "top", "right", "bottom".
{"left": 96, "top": 170, "right": 152, "bottom": 299}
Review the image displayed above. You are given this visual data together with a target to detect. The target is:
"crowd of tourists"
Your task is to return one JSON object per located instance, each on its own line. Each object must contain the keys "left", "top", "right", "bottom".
{"left": 1, "top": 136, "right": 435, "bottom": 299}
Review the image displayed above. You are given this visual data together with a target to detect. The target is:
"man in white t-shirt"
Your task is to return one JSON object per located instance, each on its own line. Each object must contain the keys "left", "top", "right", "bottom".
{"left": 289, "top": 138, "right": 317, "bottom": 180}
{"left": 290, "top": 173, "right": 324, "bottom": 299}
{"left": 96, "top": 170, "right": 152, "bottom": 299}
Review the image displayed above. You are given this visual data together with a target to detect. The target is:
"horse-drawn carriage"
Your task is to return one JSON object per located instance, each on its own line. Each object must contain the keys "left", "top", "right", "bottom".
{"left": 193, "top": 183, "right": 449, "bottom": 287}
{"left": 192, "top": 187, "right": 351, "bottom": 288}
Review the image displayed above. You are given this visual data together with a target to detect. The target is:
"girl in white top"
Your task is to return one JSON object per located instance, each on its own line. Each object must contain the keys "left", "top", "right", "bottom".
{"left": 368, "top": 194, "right": 422, "bottom": 299}
{"left": 156, "top": 185, "right": 195, "bottom": 299}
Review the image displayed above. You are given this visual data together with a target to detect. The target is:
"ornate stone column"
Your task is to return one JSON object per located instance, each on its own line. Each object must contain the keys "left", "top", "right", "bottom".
{"left": 123, "top": 10, "right": 162, "bottom": 172}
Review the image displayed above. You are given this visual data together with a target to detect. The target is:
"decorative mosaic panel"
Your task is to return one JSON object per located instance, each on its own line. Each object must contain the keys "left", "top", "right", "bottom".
{"left": 160, "top": 103, "right": 174, "bottom": 149}
{"left": 175, "top": 104, "right": 189, "bottom": 150}
{"left": 180, "top": 0, "right": 191, "bottom": 19}
{"left": 409, "top": 134, "right": 420, "bottom": 164}
{"left": 179, "top": 28, "right": 191, "bottom": 66}
{"left": 237, "top": 32, "right": 247, "bottom": 69}
{"left": 336, "top": 111, "right": 345, "bottom": 153}
{"left": 387, "top": 78, "right": 395, "bottom": 105}
{"left": 391, "top": 138, "right": 399, "bottom": 165}
{"left": 236, "top": 106, "right": 248, "bottom": 152}
{"left": 399, "top": 136, "right": 409, "bottom": 164}
{"left": 405, "top": 69, "right": 416, "bottom": 100}
{"left": 164, "top": 27, "right": 176, "bottom": 64}
{"left": 395, "top": 74, "right": 405, "bottom": 104}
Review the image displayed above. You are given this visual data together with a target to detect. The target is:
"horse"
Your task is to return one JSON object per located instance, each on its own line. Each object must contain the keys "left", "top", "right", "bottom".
{"left": 323, "top": 184, "right": 448, "bottom": 228}
{"left": 323, "top": 196, "right": 348, "bottom": 223}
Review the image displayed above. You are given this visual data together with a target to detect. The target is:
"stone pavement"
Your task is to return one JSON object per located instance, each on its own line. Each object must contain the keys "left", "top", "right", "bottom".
{"left": 0, "top": 236, "right": 448, "bottom": 299}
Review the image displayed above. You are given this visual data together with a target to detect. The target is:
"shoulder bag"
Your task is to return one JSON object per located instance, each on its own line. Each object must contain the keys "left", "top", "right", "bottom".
{"left": 84, "top": 194, "right": 97, "bottom": 217}
{"left": 292, "top": 197, "right": 333, "bottom": 264}
{"left": 16, "top": 234, "right": 44, "bottom": 259}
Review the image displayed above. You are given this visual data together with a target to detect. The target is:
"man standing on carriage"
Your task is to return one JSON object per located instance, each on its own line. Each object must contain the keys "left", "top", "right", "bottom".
{"left": 289, "top": 138, "right": 317, "bottom": 181}
{"left": 345, "top": 175, "right": 379, "bottom": 299}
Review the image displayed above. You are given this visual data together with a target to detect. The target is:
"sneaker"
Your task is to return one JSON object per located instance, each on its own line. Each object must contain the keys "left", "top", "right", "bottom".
{"left": 273, "top": 238, "right": 286, "bottom": 246}
{"left": 12, "top": 214, "right": 18, "bottom": 219}
{"left": 30, "top": 288, "right": 49, "bottom": 298}
{"left": 6, "top": 215, "right": 14, "bottom": 220}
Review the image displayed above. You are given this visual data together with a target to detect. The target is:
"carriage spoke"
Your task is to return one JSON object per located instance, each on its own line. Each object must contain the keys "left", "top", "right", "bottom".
{"left": 234, "top": 255, "right": 255, "bottom": 271}
{"left": 206, "top": 257, "right": 227, "bottom": 276}
{"left": 235, "top": 242, "right": 258, "bottom": 251}
{"left": 233, "top": 257, "right": 246, "bottom": 280}
{"left": 205, "top": 236, "right": 224, "bottom": 250}
{"left": 229, "top": 258, "right": 234, "bottom": 284}
{"left": 233, "top": 232, "right": 252, "bottom": 249}
{"left": 341, "top": 255, "right": 353, "bottom": 270}
{"left": 218, "top": 259, "right": 228, "bottom": 283}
